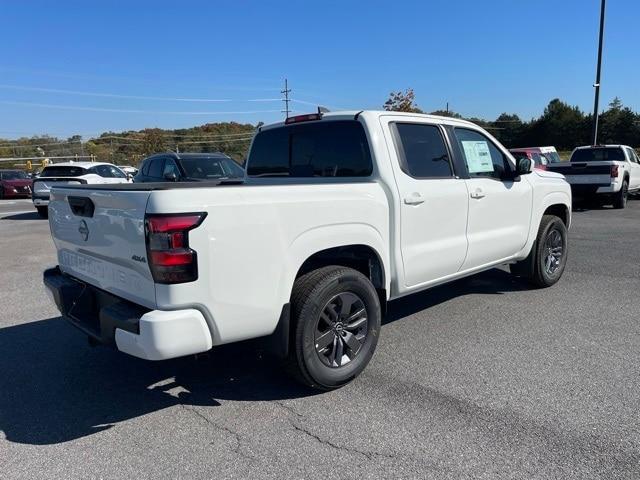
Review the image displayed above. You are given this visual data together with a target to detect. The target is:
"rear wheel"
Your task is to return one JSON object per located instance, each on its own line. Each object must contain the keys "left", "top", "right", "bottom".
{"left": 510, "top": 214, "right": 568, "bottom": 288}
{"left": 36, "top": 206, "right": 48, "bottom": 218}
{"left": 613, "top": 180, "right": 629, "bottom": 209}
{"left": 286, "top": 266, "right": 381, "bottom": 390}
{"left": 0, "top": 187, "right": 4, "bottom": 199}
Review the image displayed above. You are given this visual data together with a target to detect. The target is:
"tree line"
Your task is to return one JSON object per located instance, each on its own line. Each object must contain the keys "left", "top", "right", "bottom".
{"left": 2, "top": 91, "right": 638, "bottom": 169}
{"left": 384, "top": 89, "right": 639, "bottom": 151}
{"left": 0, "top": 122, "right": 258, "bottom": 167}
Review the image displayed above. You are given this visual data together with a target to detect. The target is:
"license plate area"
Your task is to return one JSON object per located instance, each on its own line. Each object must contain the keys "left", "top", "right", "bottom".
{"left": 45, "top": 268, "right": 148, "bottom": 344}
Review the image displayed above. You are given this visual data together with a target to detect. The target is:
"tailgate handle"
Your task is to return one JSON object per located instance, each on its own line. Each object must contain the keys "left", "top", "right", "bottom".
{"left": 68, "top": 196, "right": 95, "bottom": 218}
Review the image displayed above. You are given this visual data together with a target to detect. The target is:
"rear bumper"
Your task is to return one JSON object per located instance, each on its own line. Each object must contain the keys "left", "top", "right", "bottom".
{"left": 569, "top": 183, "right": 618, "bottom": 197}
{"left": 43, "top": 267, "right": 213, "bottom": 360}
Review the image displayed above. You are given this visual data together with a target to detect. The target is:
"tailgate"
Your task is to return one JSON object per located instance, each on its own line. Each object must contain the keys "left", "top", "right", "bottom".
{"left": 48, "top": 187, "right": 156, "bottom": 308}
{"left": 547, "top": 162, "right": 612, "bottom": 186}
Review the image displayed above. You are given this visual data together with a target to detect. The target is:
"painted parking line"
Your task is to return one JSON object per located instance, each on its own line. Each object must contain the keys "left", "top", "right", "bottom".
{"left": 0, "top": 210, "right": 38, "bottom": 218}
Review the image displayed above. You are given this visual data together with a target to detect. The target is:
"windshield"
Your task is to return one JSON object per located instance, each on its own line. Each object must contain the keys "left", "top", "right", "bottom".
{"left": 1, "top": 171, "right": 29, "bottom": 180}
{"left": 40, "top": 166, "right": 87, "bottom": 177}
{"left": 571, "top": 147, "right": 624, "bottom": 162}
{"left": 178, "top": 157, "right": 244, "bottom": 179}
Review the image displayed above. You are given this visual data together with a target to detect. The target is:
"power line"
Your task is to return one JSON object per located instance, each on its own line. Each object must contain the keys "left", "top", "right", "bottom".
{"left": 94, "top": 131, "right": 257, "bottom": 141}
{"left": 0, "top": 131, "right": 258, "bottom": 148}
{"left": 0, "top": 140, "right": 81, "bottom": 148}
{"left": 290, "top": 98, "right": 344, "bottom": 111}
{"left": 0, "top": 84, "right": 287, "bottom": 103}
{"left": 0, "top": 100, "right": 285, "bottom": 115}
{"left": 176, "top": 138, "right": 253, "bottom": 146}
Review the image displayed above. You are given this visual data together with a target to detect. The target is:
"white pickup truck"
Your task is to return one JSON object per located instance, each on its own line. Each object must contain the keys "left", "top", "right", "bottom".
{"left": 547, "top": 145, "right": 640, "bottom": 208}
{"left": 44, "top": 111, "right": 572, "bottom": 390}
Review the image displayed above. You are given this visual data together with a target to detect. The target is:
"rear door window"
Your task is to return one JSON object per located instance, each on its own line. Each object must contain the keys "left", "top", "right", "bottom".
{"left": 247, "top": 120, "right": 372, "bottom": 177}
{"left": 147, "top": 158, "right": 165, "bottom": 179}
{"left": 163, "top": 158, "right": 180, "bottom": 178}
{"left": 391, "top": 123, "right": 453, "bottom": 178}
{"left": 624, "top": 147, "right": 638, "bottom": 163}
{"left": 95, "top": 165, "right": 114, "bottom": 177}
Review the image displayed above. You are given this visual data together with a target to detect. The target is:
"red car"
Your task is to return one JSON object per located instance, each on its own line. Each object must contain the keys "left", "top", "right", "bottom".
{"left": 0, "top": 169, "right": 33, "bottom": 199}
{"left": 509, "top": 146, "right": 562, "bottom": 171}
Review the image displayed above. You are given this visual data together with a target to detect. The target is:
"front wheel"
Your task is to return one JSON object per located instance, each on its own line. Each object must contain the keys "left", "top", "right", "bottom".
{"left": 510, "top": 214, "right": 568, "bottom": 288}
{"left": 286, "top": 266, "right": 381, "bottom": 390}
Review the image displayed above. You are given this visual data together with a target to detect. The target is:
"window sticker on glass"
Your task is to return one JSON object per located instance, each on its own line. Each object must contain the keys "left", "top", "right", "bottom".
{"left": 461, "top": 140, "right": 494, "bottom": 173}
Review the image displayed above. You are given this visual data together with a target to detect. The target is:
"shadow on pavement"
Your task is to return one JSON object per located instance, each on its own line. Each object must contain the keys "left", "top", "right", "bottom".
{"left": 385, "top": 268, "right": 528, "bottom": 325}
{"left": 1, "top": 212, "right": 42, "bottom": 221}
{"left": 0, "top": 268, "right": 526, "bottom": 446}
{"left": 0, "top": 317, "right": 314, "bottom": 446}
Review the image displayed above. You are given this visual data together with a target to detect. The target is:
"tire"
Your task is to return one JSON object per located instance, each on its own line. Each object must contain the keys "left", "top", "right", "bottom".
{"left": 36, "top": 206, "right": 48, "bottom": 218}
{"left": 613, "top": 179, "right": 629, "bottom": 209}
{"left": 286, "top": 266, "right": 381, "bottom": 390}
{"left": 0, "top": 187, "right": 4, "bottom": 199}
{"left": 510, "top": 214, "right": 568, "bottom": 288}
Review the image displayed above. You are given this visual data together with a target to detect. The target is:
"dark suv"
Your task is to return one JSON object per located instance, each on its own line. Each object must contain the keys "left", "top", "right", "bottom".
{"left": 134, "top": 152, "right": 245, "bottom": 183}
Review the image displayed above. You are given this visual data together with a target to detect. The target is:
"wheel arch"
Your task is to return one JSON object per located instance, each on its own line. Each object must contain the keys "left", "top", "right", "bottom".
{"left": 543, "top": 203, "right": 570, "bottom": 226}
{"left": 264, "top": 226, "right": 389, "bottom": 360}
{"left": 517, "top": 191, "right": 571, "bottom": 260}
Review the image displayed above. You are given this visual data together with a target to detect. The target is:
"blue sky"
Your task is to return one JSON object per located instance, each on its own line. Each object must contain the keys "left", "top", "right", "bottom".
{"left": 0, "top": 0, "right": 637, "bottom": 139}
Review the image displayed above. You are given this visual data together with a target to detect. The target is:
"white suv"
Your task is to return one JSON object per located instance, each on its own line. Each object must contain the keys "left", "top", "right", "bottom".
{"left": 33, "top": 162, "right": 130, "bottom": 217}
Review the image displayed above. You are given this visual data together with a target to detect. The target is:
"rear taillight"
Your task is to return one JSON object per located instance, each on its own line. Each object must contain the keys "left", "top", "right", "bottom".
{"left": 145, "top": 213, "right": 206, "bottom": 284}
{"left": 611, "top": 165, "right": 619, "bottom": 178}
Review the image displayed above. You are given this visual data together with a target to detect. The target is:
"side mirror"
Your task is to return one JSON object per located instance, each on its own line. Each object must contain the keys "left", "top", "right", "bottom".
{"left": 164, "top": 171, "right": 178, "bottom": 182}
{"left": 516, "top": 157, "right": 534, "bottom": 176}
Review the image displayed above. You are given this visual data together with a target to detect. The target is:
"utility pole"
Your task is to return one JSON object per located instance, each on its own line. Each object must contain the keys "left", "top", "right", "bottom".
{"left": 281, "top": 78, "right": 291, "bottom": 119}
{"left": 591, "top": 0, "right": 606, "bottom": 145}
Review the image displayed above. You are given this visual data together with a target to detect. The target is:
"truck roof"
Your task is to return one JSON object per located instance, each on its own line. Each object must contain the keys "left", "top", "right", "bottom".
{"left": 260, "top": 110, "right": 479, "bottom": 131}
{"left": 145, "top": 152, "right": 231, "bottom": 160}
{"left": 573, "top": 144, "right": 631, "bottom": 150}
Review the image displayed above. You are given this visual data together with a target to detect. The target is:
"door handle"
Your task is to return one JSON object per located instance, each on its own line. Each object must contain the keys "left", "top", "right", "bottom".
{"left": 404, "top": 193, "right": 425, "bottom": 205}
{"left": 470, "top": 188, "right": 485, "bottom": 199}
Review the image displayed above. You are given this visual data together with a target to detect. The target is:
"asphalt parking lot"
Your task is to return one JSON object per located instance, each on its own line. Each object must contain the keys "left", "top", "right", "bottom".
{"left": 1, "top": 198, "right": 639, "bottom": 479}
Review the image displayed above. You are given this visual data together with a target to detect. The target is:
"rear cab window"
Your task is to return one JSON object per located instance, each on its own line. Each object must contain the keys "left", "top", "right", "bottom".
{"left": 247, "top": 120, "right": 372, "bottom": 178}
{"left": 570, "top": 147, "right": 625, "bottom": 162}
